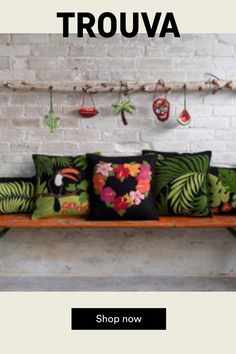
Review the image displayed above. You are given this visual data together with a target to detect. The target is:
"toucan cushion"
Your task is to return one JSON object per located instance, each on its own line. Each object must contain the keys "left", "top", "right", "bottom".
{"left": 142, "top": 150, "right": 212, "bottom": 217}
{"left": 32, "top": 154, "right": 90, "bottom": 219}
{"left": 86, "top": 153, "right": 158, "bottom": 220}
{"left": 0, "top": 177, "right": 35, "bottom": 214}
{"left": 208, "top": 167, "right": 236, "bottom": 214}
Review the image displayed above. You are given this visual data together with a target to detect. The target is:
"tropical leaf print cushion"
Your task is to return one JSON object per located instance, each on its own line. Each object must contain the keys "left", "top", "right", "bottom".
{"left": 0, "top": 177, "right": 35, "bottom": 214}
{"left": 208, "top": 167, "right": 236, "bottom": 214}
{"left": 32, "top": 154, "right": 90, "bottom": 219}
{"left": 86, "top": 154, "right": 158, "bottom": 220}
{"left": 142, "top": 150, "right": 212, "bottom": 217}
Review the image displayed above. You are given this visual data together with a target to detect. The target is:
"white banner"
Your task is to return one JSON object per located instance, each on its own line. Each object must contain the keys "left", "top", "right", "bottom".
{"left": 0, "top": 292, "right": 235, "bottom": 353}
{"left": 0, "top": 0, "right": 235, "bottom": 33}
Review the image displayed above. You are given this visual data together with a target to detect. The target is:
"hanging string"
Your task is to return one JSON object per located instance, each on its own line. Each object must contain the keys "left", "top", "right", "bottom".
{"left": 118, "top": 81, "right": 130, "bottom": 102}
{"left": 153, "top": 80, "right": 169, "bottom": 100}
{"left": 49, "top": 87, "right": 53, "bottom": 112}
{"left": 153, "top": 82, "right": 159, "bottom": 101}
{"left": 184, "top": 84, "right": 187, "bottom": 110}
{"left": 81, "top": 92, "right": 96, "bottom": 108}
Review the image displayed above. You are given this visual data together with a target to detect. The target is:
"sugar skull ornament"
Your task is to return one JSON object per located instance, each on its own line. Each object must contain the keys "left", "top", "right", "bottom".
{"left": 153, "top": 97, "right": 170, "bottom": 122}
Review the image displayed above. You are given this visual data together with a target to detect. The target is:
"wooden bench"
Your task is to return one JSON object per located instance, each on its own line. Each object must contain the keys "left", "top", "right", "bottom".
{"left": 0, "top": 214, "right": 236, "bottom": 238}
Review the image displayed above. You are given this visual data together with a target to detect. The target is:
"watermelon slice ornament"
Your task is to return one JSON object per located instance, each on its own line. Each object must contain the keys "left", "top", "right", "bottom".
{"left": 177, "top": 85, "right": 192, "bottom": 126}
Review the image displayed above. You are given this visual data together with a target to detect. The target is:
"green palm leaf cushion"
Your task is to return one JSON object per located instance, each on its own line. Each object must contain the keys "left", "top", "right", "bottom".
{"left": 208, "top": 167, "right": 236, "bottom": 214}
{"left": 0, "top": 177, "right": 35, "bottom": 214}
{"left": 142, "top": 150, "right": 212, "bottom": 217}
{"left": 32, "top": 154, "right": 90, "bottom": 219}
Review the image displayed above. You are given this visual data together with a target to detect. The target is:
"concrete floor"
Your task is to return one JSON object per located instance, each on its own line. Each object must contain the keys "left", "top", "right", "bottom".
{"left": 0, "top": 228, "right": 235, "bottom": 291}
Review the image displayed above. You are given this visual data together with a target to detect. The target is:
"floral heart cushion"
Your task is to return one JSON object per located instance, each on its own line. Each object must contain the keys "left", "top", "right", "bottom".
{"left": 208, "top": 166, "right": 236, "bottom": 214}
{"left": 86, "top": 154, "right": 158, "bottom": 220}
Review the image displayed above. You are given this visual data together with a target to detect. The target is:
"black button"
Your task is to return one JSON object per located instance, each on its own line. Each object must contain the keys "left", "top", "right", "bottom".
{"left": 71, "top": 308, "right": 166, "bottom": 330}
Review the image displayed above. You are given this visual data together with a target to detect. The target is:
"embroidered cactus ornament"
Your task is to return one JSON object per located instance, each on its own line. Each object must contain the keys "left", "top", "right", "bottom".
{"left": 44, "top": 89, "right": 60, "bottom": 133}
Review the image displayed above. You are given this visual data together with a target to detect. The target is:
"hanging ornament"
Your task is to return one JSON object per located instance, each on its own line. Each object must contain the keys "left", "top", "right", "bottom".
{"left": 44, "top": 88, "right": 60, "bottom": 133}
{"left": 112, "top": 82, "right": 136, "bottom": 126}
{"left": 152, "top": 81, "right": 170, "bottom": 122}
{"left": 177, "top": 85, "right": 192, "bottom": 126}
{"left": 78, "top": 92, "right": 99, "bottom": 118}
{"left": 153, "top": 97, "right": 170, "bottom": 122}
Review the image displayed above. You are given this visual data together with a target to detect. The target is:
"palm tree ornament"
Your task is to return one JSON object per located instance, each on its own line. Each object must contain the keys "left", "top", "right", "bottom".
{"left": 112, "top": 83, "right": 136, "bottom": 125}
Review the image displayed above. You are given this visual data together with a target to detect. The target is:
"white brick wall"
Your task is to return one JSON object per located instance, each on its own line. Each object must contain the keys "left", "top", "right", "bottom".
{"left": 0, "top": 34, "right": 235, "bottom": 289}
{"left": 0, "top": 33, "right": 236, "bottom": 176}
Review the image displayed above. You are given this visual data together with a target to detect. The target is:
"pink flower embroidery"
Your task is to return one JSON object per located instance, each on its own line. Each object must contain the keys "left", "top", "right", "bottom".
{"left": 129, "top": 191, "right": 145, "bottom": 205}
{"left": 136, "top": 163, "right": 152, "bottom": 180}
{"left": 96, "top": 162, "right": 113, "bottom": 177}
{"left": 100, "top": 187, "right": 116, "bottom": 202}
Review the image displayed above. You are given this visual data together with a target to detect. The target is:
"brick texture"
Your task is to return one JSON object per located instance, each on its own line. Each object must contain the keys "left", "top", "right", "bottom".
{"left": 0, "top": 33, "right": 236, "bottom": 176}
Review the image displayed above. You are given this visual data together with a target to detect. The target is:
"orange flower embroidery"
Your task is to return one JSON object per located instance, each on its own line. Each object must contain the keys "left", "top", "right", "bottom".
{"left": 93, "top": 174, "right": 105, "bottom": 191}
{"left": 124, "top": 163, "right": 141, "bottom": 177}
{"left": 136, "top": 179, "right": 150, "bottom": 194}
{"left": 124, "top": 193, "right": 135, "bottom": 206}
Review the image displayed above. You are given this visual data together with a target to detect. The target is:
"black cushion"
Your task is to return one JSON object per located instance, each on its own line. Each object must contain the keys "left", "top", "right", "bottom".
{"left": 86, "top": 153, "right": 159, "bottom": 220}
{"left": 143, "top": 150, "right": 212, "bottom": 217}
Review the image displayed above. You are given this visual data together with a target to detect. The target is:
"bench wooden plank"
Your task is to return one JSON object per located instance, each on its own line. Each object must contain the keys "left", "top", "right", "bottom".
{"left": 0, "top": 214, "right": 236, "bottom": 229}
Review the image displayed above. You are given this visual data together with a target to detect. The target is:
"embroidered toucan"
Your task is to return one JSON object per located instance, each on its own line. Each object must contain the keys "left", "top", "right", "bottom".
{"left": 48, "top": 168, "right": 80, "bottom": 212}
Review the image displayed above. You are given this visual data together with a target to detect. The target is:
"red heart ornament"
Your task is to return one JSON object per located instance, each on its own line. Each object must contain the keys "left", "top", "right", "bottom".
{"left": 153, "top": 98, "right": 170, "bottom": 122}
{"left": 177, "top": 109, "right": 192, "bottom": 126}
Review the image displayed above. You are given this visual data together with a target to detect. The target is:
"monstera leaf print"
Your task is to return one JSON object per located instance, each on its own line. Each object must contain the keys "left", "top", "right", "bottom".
{"left": 232, "top": 194, "right": 236, "bottom": 208}
{"left": 156, "top": 154, "right": 210, "bottom": 216}
{"left": 0, "top": 181, "right": 34, "bottom": 214}
{"left": 207, "top": 174, "right": 230, "bottom": 208}
{"left": 218, "top": 168, "right": 236, "bottom": 194}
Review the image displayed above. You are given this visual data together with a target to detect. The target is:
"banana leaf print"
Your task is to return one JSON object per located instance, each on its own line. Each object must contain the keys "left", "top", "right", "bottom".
{"left": 33, "top": 155, "right": 72, "bottom": 178}
{"left": 157, "top": 154, "right": 209, "bottom": 216}
{"left": 154, "top": 152, "right": 211, "bottom": 216}
{"left": 0, "top": 180, "right": 35, "bottom": 214}
{"left": 168, "top": 172, "right": 207, "bottom": 215}
{"left": 157, "top": 187, "right": 169, "bottom": 215}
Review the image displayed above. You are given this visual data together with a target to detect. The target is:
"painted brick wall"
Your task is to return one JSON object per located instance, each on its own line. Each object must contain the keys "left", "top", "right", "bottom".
{"left": 0, "top": 33, "right": 236, "bottom": 177}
